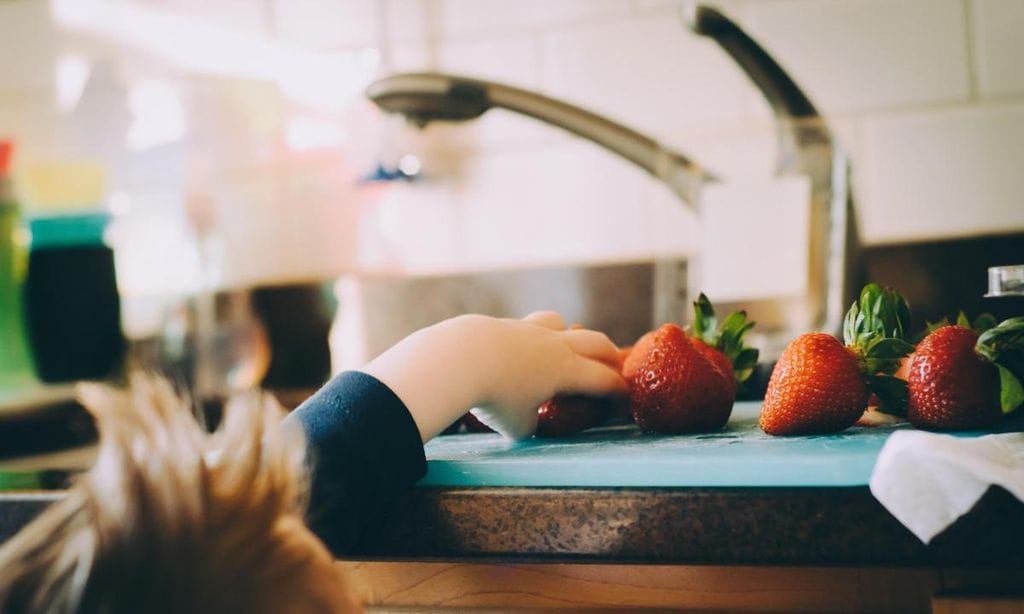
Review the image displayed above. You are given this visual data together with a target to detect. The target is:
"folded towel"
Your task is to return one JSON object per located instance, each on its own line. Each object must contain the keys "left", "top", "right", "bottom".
{"left": 869, "top": 430, "right": 1024, "bottom": 543}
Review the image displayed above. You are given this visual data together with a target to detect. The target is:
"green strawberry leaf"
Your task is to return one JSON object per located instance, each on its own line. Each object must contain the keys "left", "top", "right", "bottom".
{"left": 845, "top": 283, "right": 912, "bottom": 350}
{"left": 718, "top": 312, "right": 752, "bottom": 353}
{"left": 720, "top": 310, "right": 748, "bottom": 334}
{"left": 973, "top": 313, "right": 998, "bottom": 333}
{"left": 843, "top": 300, "right": 859, "bottom": 346}
{"left": 733, "top": 347, "right": 760, "bottom": 383}
{"left": 918, "top": 317, "right": 951, "bottom": 343}
{"left": 895, "top": 298, "right": 912, "bottom": 339}
{"left": 977, "top": 316, "right": 1024, "bottom": 360}
{"left": 956, "top": 311, "right": 971, "bottom": 328}
{"left": 868, "top": 374, "right": 909, "bottom": 417}
{"left": 690, "top": 293, "right": 760, "bottom": 383}
{"left": 865, "top": 338, "right": 916, "bottom": 361}
{"left": 995, "top": 364, "right": 1024, "bottom": 415}
{"left": 692, "top": 293, "right": 716, "bottom": 345}
{"left": 846, "top": 283, "right": 913, "bottom": 377}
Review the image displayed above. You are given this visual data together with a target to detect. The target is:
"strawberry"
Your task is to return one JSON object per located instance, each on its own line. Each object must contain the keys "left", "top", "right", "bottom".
{"left": 761, "top": 283, "right": 914, "bottom": 435}
{"left": 690, "top": 293, "right": 759, "bottom": 400}
{"left": 873, "top": 313, "right": 982, "bottom": 410}
{"left": 622, "top": 330, "right": 656, "bottom": 381}
{"left": 907, "top": 317, "right": 1024, "bottom": 430}
{"left": 618, "top": 346, "right": 634, "bottom": 370}
{"left": 629, "top": 323, "right": 734, "bottom": 433}
{"left": 460, "top": 411, "right": 494, "bottom": 433}
{"left": 535, "top": 394, "right": 613, "bottom": 438}
{"left": 761, "top": 333, "right": 871, "bottom": 434}
{"left": 693, "top": 341, "right": 735, "bottom": 398}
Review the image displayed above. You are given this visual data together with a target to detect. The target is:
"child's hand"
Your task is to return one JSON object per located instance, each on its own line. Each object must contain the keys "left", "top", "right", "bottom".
{"left": 361, "top": 312, "right": 626, "bottom": 441}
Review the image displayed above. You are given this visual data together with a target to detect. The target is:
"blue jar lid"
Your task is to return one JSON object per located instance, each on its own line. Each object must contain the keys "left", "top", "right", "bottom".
{"left": 28, "top": 213, "right": 110, "bottom": 249}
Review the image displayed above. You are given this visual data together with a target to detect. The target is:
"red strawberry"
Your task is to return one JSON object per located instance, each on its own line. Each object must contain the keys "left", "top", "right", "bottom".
{"left": 618, "top": 346, "right": 633, "bottom": 370}
{"left": 761, "top": 284, "right": 914, "bottom": 435}
{"left": 535, "top": 394, "right": 613, "bottom": 438}
{"left": 460, "top": 411, "right": 494, "bottom": 433}
{"left": 629, "top": 323, "right": 733, "bottom": 433}
{"left": 692, "top": 340, "right": 736, "bottom": 400}
{"left": 761, "top": 333, "right": 870, "bottom": 435}
{"left": 906, "top": 321, "right": 1024, "bottom": 430}
{"left": 622, "top": 330, "right": 656, "bottom": 381}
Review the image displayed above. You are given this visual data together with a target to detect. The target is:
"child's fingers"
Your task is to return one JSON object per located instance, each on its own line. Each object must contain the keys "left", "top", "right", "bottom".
{"left": 561, "top": 329, "right": 623, "bottom": 369}
{"left": 561, "top": 356, "right": 628, "bottom": 395}
{"left": 522, "top": 310, "right": 566, "bottom": 330}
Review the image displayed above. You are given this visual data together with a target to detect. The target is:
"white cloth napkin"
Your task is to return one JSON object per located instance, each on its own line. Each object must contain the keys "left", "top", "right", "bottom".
{"left": 869, "top": 430, "right": 1024, "bottom": 543}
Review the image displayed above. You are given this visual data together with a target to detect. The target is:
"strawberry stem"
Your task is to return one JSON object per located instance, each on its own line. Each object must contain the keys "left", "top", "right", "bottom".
{"left": 867, "top": 374, "right": 908, "bottom": 417}
{"left": 844, "top": 283, "right": 913, "bottom": 416}
{"left": 691, "top": 293, "right": 759, "bottom": 385}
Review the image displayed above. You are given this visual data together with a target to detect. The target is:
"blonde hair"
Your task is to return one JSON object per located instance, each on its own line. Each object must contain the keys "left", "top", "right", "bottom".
{"left": 0, "top": 376, "right": 360, "bottom": 613}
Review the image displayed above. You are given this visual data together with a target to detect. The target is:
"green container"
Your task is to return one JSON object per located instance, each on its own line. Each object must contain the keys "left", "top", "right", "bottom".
{"left": 0, "top": 194, "right": 37, "bottom": 392}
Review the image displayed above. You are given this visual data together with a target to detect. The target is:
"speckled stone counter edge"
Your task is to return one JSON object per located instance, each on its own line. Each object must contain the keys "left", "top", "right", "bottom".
{"left": 3, "top": 488, "right": 1021, "bottom": 567}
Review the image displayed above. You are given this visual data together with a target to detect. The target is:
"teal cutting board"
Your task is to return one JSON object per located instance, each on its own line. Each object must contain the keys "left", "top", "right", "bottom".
{"left": 422, "top": 401, "right": 924, "bottom": 488}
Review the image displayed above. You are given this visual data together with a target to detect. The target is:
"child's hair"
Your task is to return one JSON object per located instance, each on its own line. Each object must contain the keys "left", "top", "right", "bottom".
{"left": 0, "top": 376, "right": 361, "bottom": 613}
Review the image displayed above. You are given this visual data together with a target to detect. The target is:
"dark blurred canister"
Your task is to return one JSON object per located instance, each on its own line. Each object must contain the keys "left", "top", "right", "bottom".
{"left": 24, "top": 212, "right": 123, "bottom": 382}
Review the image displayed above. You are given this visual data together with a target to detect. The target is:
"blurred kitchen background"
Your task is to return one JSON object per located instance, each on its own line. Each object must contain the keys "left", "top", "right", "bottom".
{"left": 2, "top": 0, "right": 1023, "bottom": 437}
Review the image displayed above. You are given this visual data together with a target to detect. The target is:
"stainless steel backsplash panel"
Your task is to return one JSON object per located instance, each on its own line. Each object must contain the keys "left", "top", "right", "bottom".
{"left": 335, "top": 260, "right": 686, "bottom": 367}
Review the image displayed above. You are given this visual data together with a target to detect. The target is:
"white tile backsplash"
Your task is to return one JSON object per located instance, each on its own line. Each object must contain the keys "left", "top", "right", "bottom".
{"left": 860, "top": 103, "right": 1024, "bottom": 244}
{"left": 541, "top": 16, "right": 754, "bottom": 145}
{"left": 272, "top": 0, "right": 379, "bottom": 49}
{"left": 743, "top": 0, "right": 971, "bottom": 113}
{"left": 437, "top": 0, "right": 630, "bottom": 37}
{"left": 157, "top": 0, "right": 269, "bottom": 35}
{"left": 382, "top": 0, "right": 433, "bottom": 43}
{"left": 385, "top": 38, "right": 435, "bottom": 73}
{"left": 971, "top": 0, "right": 1024, "bottom": 99}
{"left": 631, "top": 0, "right": 682, "bottom": 13}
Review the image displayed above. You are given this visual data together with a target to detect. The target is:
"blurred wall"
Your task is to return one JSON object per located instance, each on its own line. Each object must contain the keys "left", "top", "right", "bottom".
{"left": 1, "top": 0, "right": 1022, "bottom": 277}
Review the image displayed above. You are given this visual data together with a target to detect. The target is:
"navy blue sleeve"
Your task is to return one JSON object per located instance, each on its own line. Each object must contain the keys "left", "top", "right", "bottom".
{"left": 284, "top": 371, "right": 427, "bottom": 556}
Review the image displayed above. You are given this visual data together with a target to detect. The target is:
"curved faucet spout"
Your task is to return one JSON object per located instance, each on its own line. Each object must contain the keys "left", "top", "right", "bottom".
{"left": 366, "top": 73, "right": 709, "bottom": 209}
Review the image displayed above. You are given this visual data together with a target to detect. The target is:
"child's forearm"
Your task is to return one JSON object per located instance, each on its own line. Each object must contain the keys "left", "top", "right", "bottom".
{"left": 361, "top": 315, "right": 493, "bottom": 442}
{"left": 362, "top": 313, "right": 626, "bottom": 441}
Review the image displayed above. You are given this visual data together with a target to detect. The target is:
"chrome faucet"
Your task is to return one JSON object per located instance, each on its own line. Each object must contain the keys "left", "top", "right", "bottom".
{"left": 365, "top": 74, "right": 709, "bottom": 209}
{"left": 365, "top": 4, "right": 859, "bottom": 355}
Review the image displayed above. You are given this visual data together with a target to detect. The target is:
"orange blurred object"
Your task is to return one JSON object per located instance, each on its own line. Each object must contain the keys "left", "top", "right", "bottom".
{"left": 0, "top": 140, "right": 12, "bottom": 176}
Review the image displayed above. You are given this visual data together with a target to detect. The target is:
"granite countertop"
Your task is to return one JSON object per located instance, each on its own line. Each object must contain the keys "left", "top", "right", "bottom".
{"left": 355, "top": 484, "right": 1024, "bottom": 566}
{"left": 3, "top": 482, "right": 1022, "bottom": 567}
{"left": 2, "top": 403, "right": 1022, "bottom": 567}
